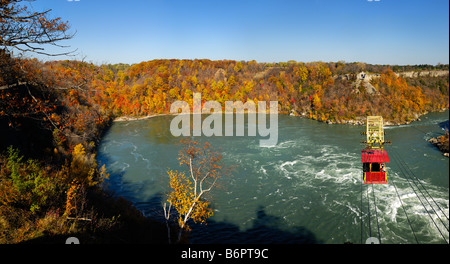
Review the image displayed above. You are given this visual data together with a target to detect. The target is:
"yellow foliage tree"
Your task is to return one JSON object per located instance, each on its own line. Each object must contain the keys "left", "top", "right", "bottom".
{"left": 62, "top": 144, "right": 108, "bottom": 218}
{"left": 312, "top": 93, "right": 322, "bottom": 111}
{"left": 295, "top": 66, "right": 308, "bottom": 82}
{"left": 234, "top": 61, "right": 243, "bottom": 72}
{"left": 64, "top": 180, "right": 81, "bottom": 217}
{"left": 165, "top": 170, "right": 213, "bottom": 229}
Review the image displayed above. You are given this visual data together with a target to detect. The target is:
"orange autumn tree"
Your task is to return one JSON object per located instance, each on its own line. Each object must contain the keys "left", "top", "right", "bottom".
{"left": 163, "top": 138, "right": 229, "bottom": 243}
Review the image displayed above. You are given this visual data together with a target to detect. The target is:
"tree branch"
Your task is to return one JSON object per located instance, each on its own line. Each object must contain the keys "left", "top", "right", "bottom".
{"left": 189, "top": 157, "right": 197, "bottom": 197}
{"left": 25, "top": 84, "right": 59, "bottom": 131}
{"left": 1, "top": 2, "right": 76, "bottom": 56}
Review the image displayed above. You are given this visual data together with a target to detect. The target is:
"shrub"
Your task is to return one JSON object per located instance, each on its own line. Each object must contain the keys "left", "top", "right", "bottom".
{"left": 5, "top": 146, "right": 59, "bottom": 214}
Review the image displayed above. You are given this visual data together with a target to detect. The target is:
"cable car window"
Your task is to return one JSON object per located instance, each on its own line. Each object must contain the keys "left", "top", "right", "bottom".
{"left": 371, "top": 163, "right": 381, "bottom": 172}
{"left": 363, "top": 163, "right": 370, "bottom": 172}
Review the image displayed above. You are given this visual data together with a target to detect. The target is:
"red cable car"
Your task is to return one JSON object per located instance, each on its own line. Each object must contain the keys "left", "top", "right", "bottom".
{"left": 361, "top": 116, "right": 391, "bottom": 184}
{"left": 361, "top": 148, "right": 390, "bottom": 184}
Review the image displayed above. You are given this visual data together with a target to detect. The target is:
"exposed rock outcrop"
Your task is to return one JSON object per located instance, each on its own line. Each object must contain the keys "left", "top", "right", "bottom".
{"left": 352, "top": 71, "right": 378, "bottom": 95}
{"left": 428, "top": 130, "right": 449, "bottom": 157}
{"left": 397, "top": 70, "right": 449, "bottom": 78}
{"left": 214, "top": 68, "right": 227, "bottom": 83}
{"left": 335, "top": 70, "right": 449, "bottom": 96}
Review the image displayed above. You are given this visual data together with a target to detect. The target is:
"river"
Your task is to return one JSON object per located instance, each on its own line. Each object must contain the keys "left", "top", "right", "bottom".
{"left": 97, "top": 111, "right": 449, "bottom": 244}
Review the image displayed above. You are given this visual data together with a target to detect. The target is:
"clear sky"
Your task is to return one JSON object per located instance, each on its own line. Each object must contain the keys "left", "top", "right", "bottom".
{"left": 29, "top": 0, "right": 449, "bottom": 65}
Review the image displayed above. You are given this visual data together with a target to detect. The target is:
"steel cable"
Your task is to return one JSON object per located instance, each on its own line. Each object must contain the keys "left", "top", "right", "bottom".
{"left": 391, "top": 150, "right": 448, "bottom": 244}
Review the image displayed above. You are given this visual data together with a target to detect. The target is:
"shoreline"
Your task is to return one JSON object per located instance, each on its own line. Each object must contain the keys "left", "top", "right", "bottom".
{"left": 113, "top": 114, "right": 173, "bottom": 122}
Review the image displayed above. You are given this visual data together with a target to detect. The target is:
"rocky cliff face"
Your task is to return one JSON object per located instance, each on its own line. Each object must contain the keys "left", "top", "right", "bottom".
{"left": 397, "top": 70, "right": 449, "bottom": 78}
{"left": 335, "top": 70, "right": 449, "bottom": 96}
{"left": 334, "top": 70, "right": 449, "bottom": 82}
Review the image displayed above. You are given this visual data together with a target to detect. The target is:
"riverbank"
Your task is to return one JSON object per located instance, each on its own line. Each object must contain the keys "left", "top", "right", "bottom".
{"left": 114, "top": 109, "right": 447, "bottom": 127}
{"left": 113, "top": 109, "right": 279, "bottom": 122}
{"left": 114, "top": 114, "right": 172, "bottom": 122}
{"left": 428, "top": 131, "right": 449, "bottom": 157}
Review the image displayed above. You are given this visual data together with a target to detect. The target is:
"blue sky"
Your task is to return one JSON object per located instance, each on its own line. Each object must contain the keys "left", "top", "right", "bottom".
{"left": 30, "top": 0, "right": 449, "bottom": 65}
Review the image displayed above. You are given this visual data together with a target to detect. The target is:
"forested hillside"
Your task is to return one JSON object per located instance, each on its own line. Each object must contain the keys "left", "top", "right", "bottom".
{"left": 83, "top": 59, "right": 449, "bottom": 124}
